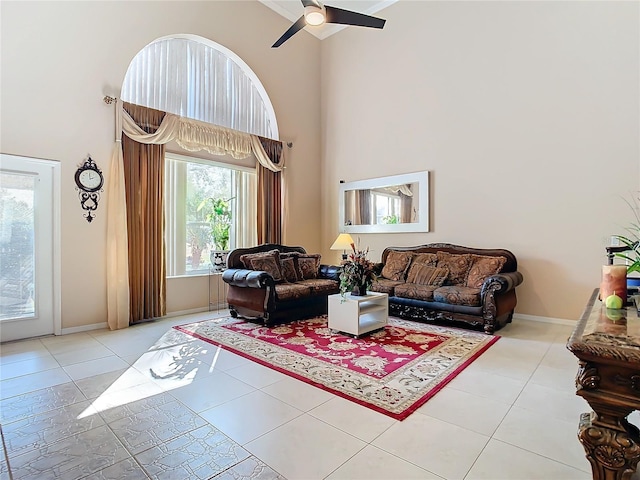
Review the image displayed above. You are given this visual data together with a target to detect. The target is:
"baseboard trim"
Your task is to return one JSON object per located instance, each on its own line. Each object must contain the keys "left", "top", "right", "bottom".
{"left": 164, "top": 307, "right": 210, "bottom": 318}
{"left": 513, "top": 313, "right": 575, "bottom": 326}
{"left": 60, "top": 322, "right": 109, "bottom": 335}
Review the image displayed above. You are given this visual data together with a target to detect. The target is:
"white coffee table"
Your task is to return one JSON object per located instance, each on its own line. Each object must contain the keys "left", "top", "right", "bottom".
{"left": 328, "top": 291, "right": 389, "bottom": 337}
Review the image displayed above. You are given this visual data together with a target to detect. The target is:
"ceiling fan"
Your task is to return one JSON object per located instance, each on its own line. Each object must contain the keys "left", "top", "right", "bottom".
{"left": 272, "top": 0, "right": 386, "bottom": 48}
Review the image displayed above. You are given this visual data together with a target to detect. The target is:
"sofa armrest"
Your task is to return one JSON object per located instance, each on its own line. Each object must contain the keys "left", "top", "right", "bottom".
{"left": 319, "top": 264, "right": 342, "bottom": 282}
{"left": 222, "top": 268, "right": 275, "bottom": 289}
{"left": 481, "top": 271, "right": 523, "bottom": 297}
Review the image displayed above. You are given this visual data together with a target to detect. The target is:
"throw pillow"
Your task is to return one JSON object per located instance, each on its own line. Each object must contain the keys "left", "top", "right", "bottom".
{"left": 466, "top": 255, "right": 507, "bottom": 288}
{"left": 296, "top": 253, "right": 322, "bottom": 280}
{"left": 406, "top": 264, "right": 449, "bottom": 286}
{"left": 240, "top": 249, "right": 284, "bottom": 282}
{"left": 280, "top": 257, "right": 300, "bottom": 283}
{"left": 381, "top": 251, "right": 414, "bottom": 281}
{"left": 436, "top": 252, "right": 474, "bottom": 286}
{"left": 410, "top": 253, "right": 438, "bottom": 268}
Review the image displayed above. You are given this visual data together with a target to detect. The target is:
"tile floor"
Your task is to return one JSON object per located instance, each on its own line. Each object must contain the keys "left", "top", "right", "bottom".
{"left": 0, "top": 312, "right": 636, "bottom": 480}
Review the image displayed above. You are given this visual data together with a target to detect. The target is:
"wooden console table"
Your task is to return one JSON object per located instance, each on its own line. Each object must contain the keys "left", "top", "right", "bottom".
{"left": 567, "top": 288, "right": 640, "bottom": 480}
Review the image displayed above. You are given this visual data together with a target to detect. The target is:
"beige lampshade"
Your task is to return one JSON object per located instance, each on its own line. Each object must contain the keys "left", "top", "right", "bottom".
{"left": 330, "top": 233, "right": 354, "bottom": 251}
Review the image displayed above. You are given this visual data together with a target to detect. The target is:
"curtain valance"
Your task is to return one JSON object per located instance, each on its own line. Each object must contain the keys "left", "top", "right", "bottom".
{"left": 121, "top": 102, "right": 283, "bottom": 169}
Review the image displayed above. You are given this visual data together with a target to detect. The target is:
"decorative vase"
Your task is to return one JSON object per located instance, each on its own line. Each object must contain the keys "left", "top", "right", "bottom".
{"left": 351, "top": 284, "right": 368, "bottom": 296}
{"left": 210, "top": 250, "right": 230, "bottom": 273}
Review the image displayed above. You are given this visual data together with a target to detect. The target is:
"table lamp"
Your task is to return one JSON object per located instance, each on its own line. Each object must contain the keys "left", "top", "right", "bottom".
{"left": 330, "top": 233, "right": 354, "bottom": 261}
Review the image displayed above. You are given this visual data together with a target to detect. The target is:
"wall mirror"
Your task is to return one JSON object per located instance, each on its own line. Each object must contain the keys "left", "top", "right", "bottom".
{"left": 339, "top": 171, "right": 429, "bottom": 233}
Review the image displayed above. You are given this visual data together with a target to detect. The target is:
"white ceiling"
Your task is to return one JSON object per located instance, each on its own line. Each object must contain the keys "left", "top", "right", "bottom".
{"left": 259, "top": 0, "right": 397, "bottom": 40}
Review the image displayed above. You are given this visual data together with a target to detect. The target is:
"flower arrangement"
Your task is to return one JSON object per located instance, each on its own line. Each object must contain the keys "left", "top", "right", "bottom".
{"left": 339, "top": 243, "right": 378, "bottom": 296}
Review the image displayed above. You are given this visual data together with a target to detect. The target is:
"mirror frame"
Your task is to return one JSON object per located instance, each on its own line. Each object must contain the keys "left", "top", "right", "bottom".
{"left": 338, "top": 171, "right": 430, "bottom": 234}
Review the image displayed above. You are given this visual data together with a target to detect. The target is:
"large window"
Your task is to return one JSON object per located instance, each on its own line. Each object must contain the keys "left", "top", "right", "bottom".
{"left": 165, "top": 153, "right": 256, "bottom": 276}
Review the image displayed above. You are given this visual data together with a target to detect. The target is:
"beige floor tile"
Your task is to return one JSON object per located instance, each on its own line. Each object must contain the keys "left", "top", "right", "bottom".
{"left": 169, "top": 370, "right": 255, "bottom": 412}
{"left": 446, "top": 367, "right": 527, "bottom": 404}
{"left": 326, "top": 444, "right": 442, "bottom": 479}
{"left": 52, "top": 344, "right": 115, "bottom": 366}
{"left": 0, "top": 368, "right": 72, "bottom": 400}
{"left": 465, "top": 439, "right": 591, "bottom": 480}
{"left": 417, "top": 386, "right": 511, "bottom": 436}
{"left": 372, "top": 413, "right": 490, "bottom": 480}
{"left": 199, "top": 390, "right": 303, "bottom": 444}
{"left": 262, "top": 376, "right": 335, "bottom": 412}
{"left": 0, "top": 354, "right": 60, "bottom": 380}
{"left": 514, "top": 382, "right": 589, "bottom": 423}
{"left": 134, "top": 424, "right": 249, "bottom": 479}
{"left": 308, "top": 396, "right": 396, "bottom": 442}
{"left": 0, "top": 382, "right": 86, "bottom": 424}
{"left": 224, "top": 361, "right": 289, "bottom": 389}
{"left": 0, "top": 338, "right": 49, "bottom": 365}
{"left": 62, "top": 355, "right": 129, "bottom": 381}
{"left": 493, "top": 405, "right": 591, "bottom": 472}
{"left": 245, "top": 413, "right": 367, "bottom": 480}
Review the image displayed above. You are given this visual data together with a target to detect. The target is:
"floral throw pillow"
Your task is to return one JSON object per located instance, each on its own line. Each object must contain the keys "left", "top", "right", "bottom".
{"left": 466, "top": 255, "right": 506, "bottom": 289}
{"left": 240, "top": 249, "right": 284, "bottom": 282}
{"left": 296, "top": 253, "right": 322, "bottom": 280}
{"left": 436, "top": 252, "right": 474, "bottom": 286}
{"left": 280, "top": 257, "right": 300, "bottom": 283}
{"left": 381, "top": 251, "right": 414, "bottom": 281}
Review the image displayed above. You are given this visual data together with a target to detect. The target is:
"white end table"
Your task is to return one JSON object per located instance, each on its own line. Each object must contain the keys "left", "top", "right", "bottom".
{"left": 328, "top": 291, "right": 389, "bottom": 337}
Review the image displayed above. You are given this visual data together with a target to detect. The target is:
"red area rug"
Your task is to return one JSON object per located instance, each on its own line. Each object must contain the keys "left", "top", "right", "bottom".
{"left": 174, "top": 315, "right": 499, "bottom": 420}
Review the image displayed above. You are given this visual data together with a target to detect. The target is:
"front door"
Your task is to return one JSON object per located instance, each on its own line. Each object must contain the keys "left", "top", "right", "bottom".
{"left": 0, "top": 154, "right": 59, "bottom": 342}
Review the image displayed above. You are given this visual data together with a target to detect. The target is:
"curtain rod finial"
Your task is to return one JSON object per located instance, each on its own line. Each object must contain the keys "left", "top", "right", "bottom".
{"left": 103, "top": 95, "right": 117, "bottom": 105}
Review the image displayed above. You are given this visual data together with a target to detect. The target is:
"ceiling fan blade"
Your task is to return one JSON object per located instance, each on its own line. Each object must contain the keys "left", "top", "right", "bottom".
{"left": 325, "top": 5, "right": 386, "bottom": 29}
{"left": 272, "top": 16, "right": 307, "bottom": 48}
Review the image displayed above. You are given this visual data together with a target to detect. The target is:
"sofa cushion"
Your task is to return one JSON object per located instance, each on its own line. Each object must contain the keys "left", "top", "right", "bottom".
{"left": 240, "top": 249, "right": 284, "bottom": 282}
{"left": 394, "top": 283, "right": 438, "bottom": 301}
{"left": 381, "top": 251, "right": 414, "bottom": 281}
{"left": 466, "top": 255, "right": 507, "bottom": 288}
{"left": 433, "top": 286, "right": 481, "bottom": 307}
{"left": 370, "top": 278, "right": 403, "bottom": 295}
{"left": 410, "top": 253, "right": 438, "bottom": 268}
{"left": 436, "top": 252, "right": 474, "bottom": 286}
{"left": 296, "top": 253, "right": 322, "bottom": 280}
{"left": 406, "top": 264, "right": 449, "bottom": 286}
{"left": 274, "top": 283, "right": 312, "bottom": 301}
{"left": 280, "top": 256, "right": 300, "bottom": 283}
{"left": 298, "top": 278, "right": 340, "bottom": 295}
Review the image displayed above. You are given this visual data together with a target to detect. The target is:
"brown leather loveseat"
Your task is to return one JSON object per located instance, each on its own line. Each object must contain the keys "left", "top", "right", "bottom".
{"left": 222, "top": 244, "right": 341, "bottom": 325}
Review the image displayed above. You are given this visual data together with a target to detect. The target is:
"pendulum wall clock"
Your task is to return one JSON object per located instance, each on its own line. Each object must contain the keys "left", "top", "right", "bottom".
{"left": 74, "top": 155, "right": 104, "bottom": 222}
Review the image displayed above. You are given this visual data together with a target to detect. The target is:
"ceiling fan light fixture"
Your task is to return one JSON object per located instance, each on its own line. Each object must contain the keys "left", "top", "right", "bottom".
{"left": 304, "top": 5, "right": 326, "bottom": 26}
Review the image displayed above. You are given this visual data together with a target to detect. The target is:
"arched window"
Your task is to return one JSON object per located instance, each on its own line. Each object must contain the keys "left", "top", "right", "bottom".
{"left": 121, "top": 34, "right": 279, "bottom": 139}
{"left": 120, "top": 35, "right": 278, "bottom": 276}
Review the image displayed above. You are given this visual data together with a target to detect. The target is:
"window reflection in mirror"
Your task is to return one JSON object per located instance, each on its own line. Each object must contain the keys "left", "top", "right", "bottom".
{"left": 339, "top": 172, "right": 429, "bottom": 234}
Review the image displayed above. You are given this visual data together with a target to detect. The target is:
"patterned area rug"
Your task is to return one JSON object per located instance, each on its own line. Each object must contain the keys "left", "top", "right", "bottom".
{"left": 174, "top": 316, "right": 499, "bottom": 420}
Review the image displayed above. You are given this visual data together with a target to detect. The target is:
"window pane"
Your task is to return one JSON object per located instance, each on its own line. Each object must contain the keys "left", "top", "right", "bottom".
{"left": 165, "top": 155, "right": 255, "bottom": 277}
{"left": 185, "top": 163, "right": 233, "bottom": 274}
{"left": 0, "top": 173, "right": 35, "bottom": 320}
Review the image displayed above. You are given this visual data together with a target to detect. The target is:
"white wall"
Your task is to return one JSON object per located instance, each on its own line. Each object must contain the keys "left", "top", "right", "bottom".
{"left": 0, "top": 1, "right": 323, "bottom": 329}
{"left": 320, "top": 1, "right": 640, "bottom": 321}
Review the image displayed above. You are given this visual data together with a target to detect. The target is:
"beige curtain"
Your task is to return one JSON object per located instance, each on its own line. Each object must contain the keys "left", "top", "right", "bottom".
{"left": 106, "top": 102, "right": 284, "bottom": 329}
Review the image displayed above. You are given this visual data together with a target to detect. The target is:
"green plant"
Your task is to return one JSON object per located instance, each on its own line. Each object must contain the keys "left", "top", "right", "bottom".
{"left": 339, "top": 243, "right": 377, "bottom": 296}
{"left": 197, "top": 197, "right": 234, "bottom": 251}
{"left": 382, "top": 215, "right": 399, "bottom": 224}
{"left": 613, "top": 194, "right": 640, "bottom": 274}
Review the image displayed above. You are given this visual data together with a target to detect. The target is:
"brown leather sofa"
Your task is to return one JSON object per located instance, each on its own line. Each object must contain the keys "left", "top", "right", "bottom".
{"left": 370, "top": 243, "right": 523, "bottom": 334}
{"left": 222, "top": 244, "right": 341, "bottom": 325}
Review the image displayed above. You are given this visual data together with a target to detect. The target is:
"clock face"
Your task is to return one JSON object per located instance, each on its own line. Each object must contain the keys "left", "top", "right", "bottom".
{"left": 77, "top": 168, "right": 103, "bottom": 191}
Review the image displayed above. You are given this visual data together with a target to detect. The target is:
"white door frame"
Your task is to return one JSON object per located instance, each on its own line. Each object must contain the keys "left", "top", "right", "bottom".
{"left": 0, "top": 153, "right": 61, "bottom": 340}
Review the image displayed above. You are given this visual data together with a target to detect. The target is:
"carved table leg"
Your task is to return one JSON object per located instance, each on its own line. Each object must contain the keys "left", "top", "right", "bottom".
{"left": 578, "top": 406, "right": 640, "bottom": 480}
